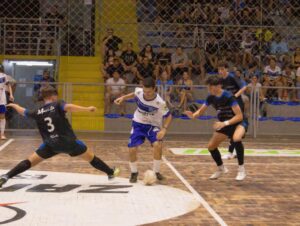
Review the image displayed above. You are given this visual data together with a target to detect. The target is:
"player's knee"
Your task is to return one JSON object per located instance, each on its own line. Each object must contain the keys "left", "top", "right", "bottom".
{"left": 232, "top": 135, "right": 242, "bottom": 143}
{"left": 208, "top": 143, "right": 216, "bottom": 151}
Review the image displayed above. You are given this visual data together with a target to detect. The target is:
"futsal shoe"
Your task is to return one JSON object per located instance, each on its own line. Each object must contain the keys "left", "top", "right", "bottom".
{"left": 222, "top": 153, "right": 236, "bottom": 160}
{"left": 0, "top": 175, "right": 8, "bottom": 188}
{"left": 209, "top": 166, "right": 228, "bottom": 180}
{"left": 108, "top": 167, "right": 120, "bottom": 180}
{"left": 129, "top": 172, "right": 138, "bottom": 183}
{"left": 155, "top": 172, "right": 165, "bottom": 181}
{"left": 236, "top": 167, "right": 246, "bottom": 181}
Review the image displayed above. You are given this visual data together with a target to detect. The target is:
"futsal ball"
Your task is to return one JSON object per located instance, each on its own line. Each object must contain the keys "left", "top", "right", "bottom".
{"left": 143, "top": 170, "right": 157, "bottom": 186}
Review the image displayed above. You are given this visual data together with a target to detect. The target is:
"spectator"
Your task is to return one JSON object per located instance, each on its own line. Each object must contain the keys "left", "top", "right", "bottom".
{"left": 291, "top": 47, "right": 300, "bottom": 68}
{"left": 139, "top": 43, "right": 156, "bottom": 64}
{"left": 105, "top": 71, "right": 126, "bottom": 114}
{"left": 270, "top": 34, "right": 289, "bottom": 57}
{"left": 241, "top": 35, "right": 256, "bottom": 68}
{"left": 205, "top": 35, "right": 219, "bottom": 71}
{"left": 136, "top": 57, "right": 154, "bottom": 83}
{"left": 244, "top": 62, "right": 262, "bottom": 82}
{"left": 155, "top": 43, "right": 171, "bottom": 79}
{"left": 102, "top": 28, "right": 122, "bottom": 56}
{"left": 297, "top": 66, "right": 300, "bottom": 100}
{"left": 120, "top": 42, "right": 138, "bottom": 83}
{"left": 188, "top": 45, "right": 206, "bottom": 83}
{"left": 104, "top": 49, "right": 115, "bottom": 65}
{"left": 176, "top": 71, "right": 193, "bottom": 111}
{"left": 282, "top": 65, "right": 297, "bottom": 101}
{"left": 157, "top": 70, "right": 174, "bottom": 107}
{"left": 105, "top": 57, "right": 124, "bottom": 80}
{"left": 171, "top": 46, "right": 189, "bottom": 81}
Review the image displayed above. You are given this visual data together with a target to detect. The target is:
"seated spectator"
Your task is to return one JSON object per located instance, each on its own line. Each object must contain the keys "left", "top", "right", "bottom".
{"left": 120, "top": 42, "right": 138, "bottom": 82}
{"left": 241, "top": 35, "right": 256, "bottom": 68}
{"left": 136, "top": 57, "right": 154, "bottom": 83}
{"left": 205, "top": 35, "right": 219, "bottom": 71}
{"left": 102, "top": 28, "right": 122, "bottom": 56}
{"left": 157, "top": 70, "right": 174, "bottom": 107}
{"left": 171, "top": 46, "right": 189, "bottom": 81}
{"left": 188, "top": 45, "right": 206, "bottom": 84}
{"left": 155, "top": 43, "right": 172, "bottom": 79}
{"left": 291, "top": 47, "right": 300, "bottom": 69}
{"left": 139, "top": 43, "right": 156, "bottom": 64}
{"left": 176, "top": 71, "right": 193, "bottom": 111}
{"left": 244, "top": 62, "right": 262, "bottom": 82}
{"left": 270, "top": 34, "right": 289, "bottom": 57}
{"left": 105, "top": 71, "right": 126, "bottom": 114}
{"left": 105, "top": 57, "right": 124, "bottom": 80}
{"left": 281, "top": 65, "right": 297, "bottom": 101}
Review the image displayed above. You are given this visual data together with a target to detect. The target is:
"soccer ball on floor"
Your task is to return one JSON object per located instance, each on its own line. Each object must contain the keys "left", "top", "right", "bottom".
{"left": 143, "top": 170, "right": 157, "bottom": 186}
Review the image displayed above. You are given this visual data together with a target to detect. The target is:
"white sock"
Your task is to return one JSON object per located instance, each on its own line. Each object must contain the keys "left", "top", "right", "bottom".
{"left": 0, "top": 119, "right": 5, "bottom": 135}
{"left": 153, "top": 160, "right": 161, "bottom": 173}
{"left": 238, "top": 165, "right": 245, "bottom": 171}
{"left": 129, "top": 161, "right": 138, "bottom": 173}
{"left": 218, "top": 165, "right": 225, "bottom": 171}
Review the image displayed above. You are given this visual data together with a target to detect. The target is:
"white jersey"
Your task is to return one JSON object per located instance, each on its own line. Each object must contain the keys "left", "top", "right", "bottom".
{"left": 0, "top": 73, "right": 8, "bottom": 105}
{"left": 133, "top": 87, "right": 170, "bottom": 127}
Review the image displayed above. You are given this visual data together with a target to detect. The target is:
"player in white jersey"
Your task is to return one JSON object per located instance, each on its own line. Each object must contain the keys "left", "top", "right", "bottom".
{"left": 0, "top": 66, "right": 14, "bottom": 139}
{"left": 115, "top": 77, "right": 172, "bottom": 183}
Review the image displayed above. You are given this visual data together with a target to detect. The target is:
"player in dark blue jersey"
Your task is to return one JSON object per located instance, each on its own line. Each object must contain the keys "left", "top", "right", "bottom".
{"left": 185, "top": 75, "right": 247, "bottom": 181}
{"left": 0, "top": 86, "right": 119, "bottom": 187}
{"left": 218, "top": 62, "right": 248, "bottom": 160}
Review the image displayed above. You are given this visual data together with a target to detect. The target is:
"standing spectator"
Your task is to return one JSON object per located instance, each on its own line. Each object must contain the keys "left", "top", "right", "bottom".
{"left": 188, "top": 45, "right": 206, "bottom": 83}
{"left": 205, "top": 35, "right": 219, "bottom": 71}
{"left": 157, "top": 70, "right": 174, "bottom": 107}
{"left": 136, "top": 57, "right": 154, "bottom": 83}
{"left": 270, "top": 34, "right": 289, "bottom": 57}
{"left": 105, "top": 57, "right": 124, "bottom": 80}
{"left": 120, "top": 42, "right": 138, "bottom": 83}
{"left": 155, "top": 43, "right": 171, "bottom": 79}
{"left": 241, "top": 35, "right": 256, "bottom": 68}
{"left": 291, "top": 47, "right": 300, "bottom": 68}
{"left": 102, "top": 28, "right": 123, "bottom": 56}
{"left": 171, "top": 46, "right": 189, "bottom": 81}
{"left": 105, "top": 71, "right": 126, "bottom": 114}
{"left": 244, "top": 62, "right": 262, "bottom": 82}
{"left": 139, "top": 44, "right": 156, "bottom": 64}
{"left": 177, "top": 71, "right": 193, "bottom": 111}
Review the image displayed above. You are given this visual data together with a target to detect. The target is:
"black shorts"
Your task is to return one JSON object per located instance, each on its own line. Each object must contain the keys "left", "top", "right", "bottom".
{"left": 217, "top": 119, "right": 248, "bottom": 139}
{"left": 36, "top": 140, "right": 87, "bottom": 159}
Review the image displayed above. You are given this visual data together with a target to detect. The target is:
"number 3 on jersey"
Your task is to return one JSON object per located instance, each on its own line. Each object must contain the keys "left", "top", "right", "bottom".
{"left": 44, "top": 117, "right": 55, "bottom": 132}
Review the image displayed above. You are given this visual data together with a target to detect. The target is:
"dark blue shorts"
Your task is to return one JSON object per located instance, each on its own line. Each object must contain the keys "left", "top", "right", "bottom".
{"left": 0, "top": 105, "right": 6, "bottom": 114}
{"left": 217, "top": 119, "right": 248, "bottom": 139}
{"left": 128, "top": 121, "right": 160, "bottom": 148}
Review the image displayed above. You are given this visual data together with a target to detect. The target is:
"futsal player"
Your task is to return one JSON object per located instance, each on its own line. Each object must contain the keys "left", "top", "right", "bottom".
{"left": 218, "top": 62, "right": 248, "bottom": 160}
{"left": 0, "top": 86, "right": 119, "bottom": 187}
{"left": 185, "top": 75, "right": 247, "bottom": 181}
{"left": 114, "top": 77, "right": 172, "bottom": 183}
{"left": 0, "top": 65, "right": 14, "bottom": 140}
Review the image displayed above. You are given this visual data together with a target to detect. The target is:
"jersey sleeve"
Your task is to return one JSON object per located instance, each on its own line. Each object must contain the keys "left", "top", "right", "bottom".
{"left": 204, "top": 95, "right": 212, "bottom": 106}
{"left": 57, "top": 100, "right": 67, "bottom": 114}
{"left": 161, "top": 102, "right": 170, "bottom": 118}
{"left": 231, "top": 74, "right": 247, "bottom": 89}
{"left": 228, "top": 96, "right": 238, "bottom": 107}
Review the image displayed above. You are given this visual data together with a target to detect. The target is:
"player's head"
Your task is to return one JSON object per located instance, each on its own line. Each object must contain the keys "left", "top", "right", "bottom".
{"left": 142, "top": 77, "right": 156, "bottom": 100}
{"left": 40, "top": 86, "right": 58, "bottom": 102}
{"left": 218, "top": 61, "right": 229, "bottom": 77}
{"left": 205, "top": 75, "right": 222, "bottom": 95}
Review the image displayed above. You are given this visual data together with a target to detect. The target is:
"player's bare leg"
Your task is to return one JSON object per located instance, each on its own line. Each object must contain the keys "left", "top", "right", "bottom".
{"left": 208, "top": 132, "right": 229, "bottom": 179}
{"left": 153, "top": 141, "right": 164, "bottom": 181}
{"left": 129, "top": 147, "right": 138, "bottom": 183}
{"left": 232, "top": 125, "right": 246, "bottom": 181}
{"left": 0, "top": 152, "right": 44, "bottom": 187}
{"left": 78, "top": 149, "right": 119, "bottom": 180}
{"left": 0, "top": 114, "right": 6, "bottom": 139}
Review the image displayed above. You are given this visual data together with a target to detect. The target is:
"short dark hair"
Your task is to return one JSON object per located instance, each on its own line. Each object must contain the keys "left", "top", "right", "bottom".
{"left": 218, "top": 61, "right": 228, "bottom": 69}
{"left": 40, "top": 86, "right": 58, "bottom": 99}
{"left": 161, "top": 43, "right": 167, "bottom": 48}
{"left": 142, "top": 77, "right": 156, "bottom": 89}
{"left": 205, "top": 75, "right": 222, "bottom": 86}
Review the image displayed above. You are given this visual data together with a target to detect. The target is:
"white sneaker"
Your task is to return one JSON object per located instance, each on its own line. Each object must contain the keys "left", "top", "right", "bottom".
{"left": 222, "top": 153, "right": 236, "bottom": 160}
{"left": 236, "top": 168, "right": 246, "bottom": 181}
{"left": 209, "top": 166, "right": 228, "bottom": 180}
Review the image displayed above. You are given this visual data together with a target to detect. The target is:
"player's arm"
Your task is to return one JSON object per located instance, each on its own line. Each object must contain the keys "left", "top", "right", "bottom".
{"left": 7, "top": 83, "right": 14, "bottom": 101}
{"left": 185, "top": 104, "right": 208, "bottom": 119}
{"left": 114, "top": 92, "right": 135, "bottom": 105}
{"left": 64, "top": 104, "right": 96, "bottom": 112}
{"left": 157, "top": 109, "right": 173, "bottom": 140}
{"left": 213, "top": 104, "right": 243, "bottom": 131}
{"left": 6, "top": 103, "right": 26, "bottom": 116}
{"left": 234, "top": 77, "right": 247, "bottom": 98}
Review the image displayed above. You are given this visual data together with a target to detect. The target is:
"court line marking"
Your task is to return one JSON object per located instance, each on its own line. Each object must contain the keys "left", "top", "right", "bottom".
{"left": 0, "top": 139, "right": 14, "bottom": 153}
{"left": 162, "top": 156, "right": 227, "bottom": 226}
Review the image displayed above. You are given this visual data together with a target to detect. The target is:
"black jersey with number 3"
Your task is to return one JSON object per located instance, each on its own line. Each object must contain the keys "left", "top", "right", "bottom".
{"left": 25, "top": 101, "right": 76, "bottom": 145}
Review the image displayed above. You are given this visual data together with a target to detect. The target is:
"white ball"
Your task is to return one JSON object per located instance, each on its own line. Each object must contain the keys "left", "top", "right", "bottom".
{"left": 143, "top": 170, "right": 157, "bottom": 186}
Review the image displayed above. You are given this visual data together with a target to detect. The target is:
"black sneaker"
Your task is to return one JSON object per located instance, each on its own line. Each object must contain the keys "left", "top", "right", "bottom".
{"left": 108, "top": 167, "right": 120, "bottom": 180}
{"left": 0, "top": 175, "right": 8, "bottom": 188}
{"left": 129, "top": 172, "right": 138, "bottom": 183}
{"left": 156, "top": 172, "right": 165, "bottom": 181}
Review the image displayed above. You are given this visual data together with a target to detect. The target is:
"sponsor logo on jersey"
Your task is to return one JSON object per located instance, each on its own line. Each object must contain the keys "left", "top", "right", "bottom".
{"left": 37, "top": 106, "right": 55, "bottom": 115}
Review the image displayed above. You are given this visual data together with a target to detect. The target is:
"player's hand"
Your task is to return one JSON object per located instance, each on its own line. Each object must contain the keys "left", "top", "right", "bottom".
{"left": 184, "top": 111, "right": 194, "bottom": 119}
{"left": 88, "top": 106, "right": 97, "bottom": 112}
{"left": 9, "top": 96, "right": 14, "bottom": 102}
{"left": 213, "top": 121, "right": 226, "bottom": 131}
{"left": 114, "top": 97, "right": 124, "bottom": 105}
{"left": 156, "top": 128, "right": 166, "bottom": 140}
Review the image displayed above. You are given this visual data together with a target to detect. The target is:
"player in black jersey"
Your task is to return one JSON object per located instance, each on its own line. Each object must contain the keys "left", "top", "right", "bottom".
{"left": 218, "top": 62, "right": 248, "bottom": 160}
{"left": 185, "top": 75, "right": 247, "bottom": 181}
{"left": 0, "top": 86, "right": 120, "bottom": 187}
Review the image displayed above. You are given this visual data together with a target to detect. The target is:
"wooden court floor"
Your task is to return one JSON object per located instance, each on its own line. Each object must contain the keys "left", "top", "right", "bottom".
{"left": 0, "top": 133, "right": 299, "bottom": 225}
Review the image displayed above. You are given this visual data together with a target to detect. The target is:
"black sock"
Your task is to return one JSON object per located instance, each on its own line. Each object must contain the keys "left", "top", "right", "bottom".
{"left": 228, "top": 140, "right": 235, "bottom": 153}
{"left": 209, "top": 149, "right": 223, "bottom": 166}
{"left": 234, "top": 141, "right": 244, "bottom": 165}
{"left": 90, "top": 156, "right": 113, "bottom": 175}
{"left": 6, "top": 160, "right": 31, "bottom": 179}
